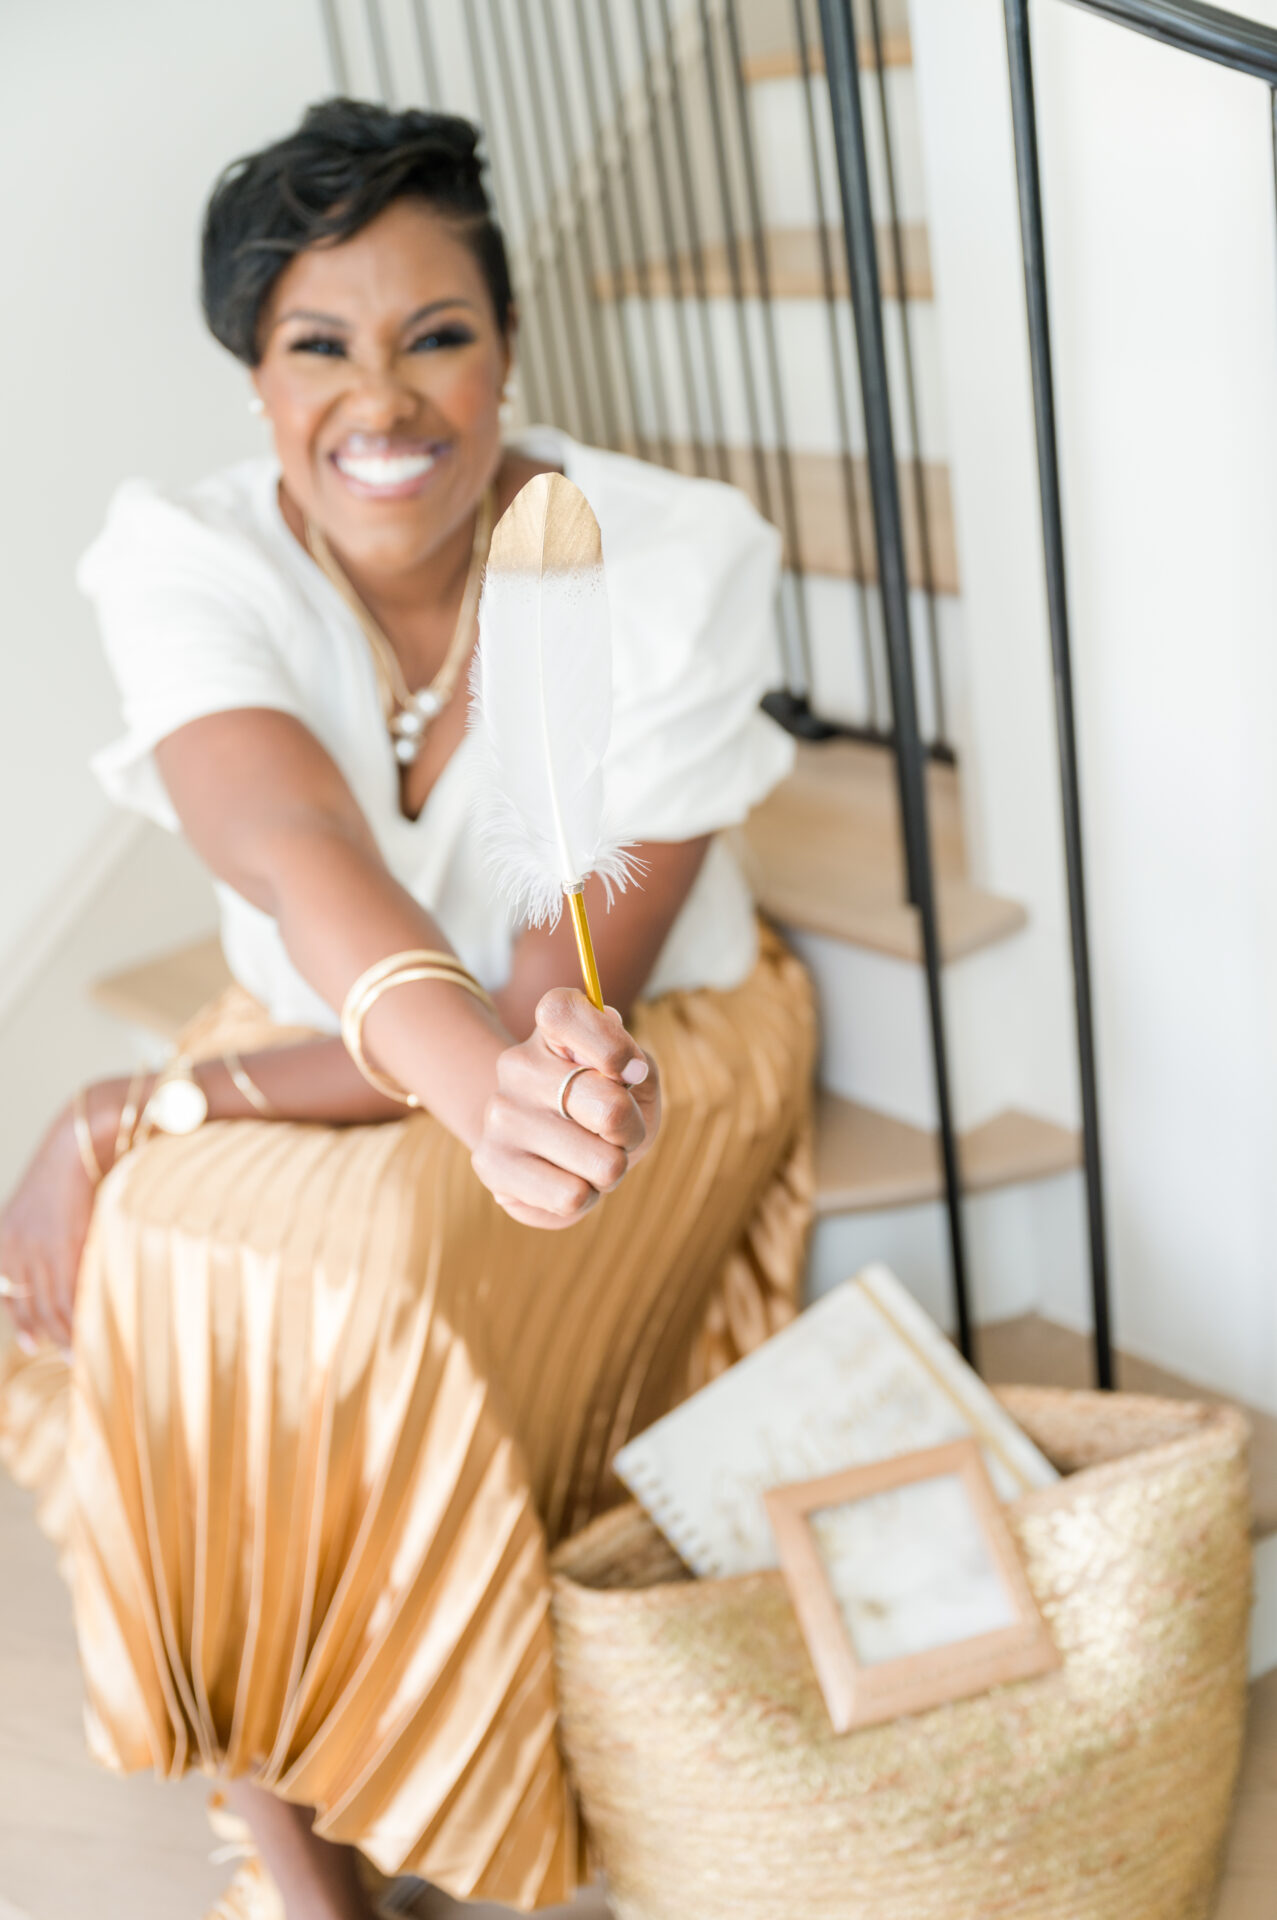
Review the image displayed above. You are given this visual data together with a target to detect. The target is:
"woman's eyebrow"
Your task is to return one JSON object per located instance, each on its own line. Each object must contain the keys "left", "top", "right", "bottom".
{"left": 270, "top": 308, "right": 351, "bottom": 333}
{"left": 402, "top": 298, "right": 478, "bottom": 327}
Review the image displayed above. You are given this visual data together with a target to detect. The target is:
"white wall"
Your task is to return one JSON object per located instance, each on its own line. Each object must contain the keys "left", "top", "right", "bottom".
{"left": 912, "top": 0, "right": 1277, "bottom": 1408}
{"left": 0, "top": 0, "right": 330, "bottom": 997}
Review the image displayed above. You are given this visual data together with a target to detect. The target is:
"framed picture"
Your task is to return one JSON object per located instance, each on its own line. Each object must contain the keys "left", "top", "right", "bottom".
{"left": 763, "top": 1437, "right": 1059, "bottom": 1733}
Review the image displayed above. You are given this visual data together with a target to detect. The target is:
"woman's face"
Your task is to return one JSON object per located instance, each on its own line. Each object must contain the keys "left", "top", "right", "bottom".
{"left": 253, "top": 196, "right": 512, "bottom": 577}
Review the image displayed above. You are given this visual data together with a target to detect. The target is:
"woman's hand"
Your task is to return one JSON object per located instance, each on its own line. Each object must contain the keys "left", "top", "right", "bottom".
{"left": 472, "top": 989, "right": 661, "bottom": 1230}
{"left": 0, "top": 1093, "right": 113, "bottom": 1354}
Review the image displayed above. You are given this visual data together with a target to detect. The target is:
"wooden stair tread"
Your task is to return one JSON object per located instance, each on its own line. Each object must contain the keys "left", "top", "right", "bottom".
{"left": 741, "top": 33, "right": 912, "bottom": 81}
{"left": 980, "top": 1312, "right": 1277, "bottom": 1540}
{"left": 635, "top": 441, "right": 958, "bottom": 593}
{"left": 91, "top": 935, "right": 230, "bottom": 1041}
{"left": 595, "top": 223, "right": 931, "bottom": 303}
{"left": 738, "top": 739, "right": 1027, "bottom": 962}
{"left": 814, "top": 1091, "right": 1080, "bottom": 1216}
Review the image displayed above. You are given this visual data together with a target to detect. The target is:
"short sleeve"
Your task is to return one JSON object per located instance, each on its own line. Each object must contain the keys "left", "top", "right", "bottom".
{"left": 602, "top": 468, "right": 795, "bottom": 843}
{"left": 80, "top": 480, "right": 307, "bottom": 830}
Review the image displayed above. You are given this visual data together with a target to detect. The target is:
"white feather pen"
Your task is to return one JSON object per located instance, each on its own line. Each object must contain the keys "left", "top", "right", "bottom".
{"left": 470, "top": 472, "right": 639, "bottom": 1010}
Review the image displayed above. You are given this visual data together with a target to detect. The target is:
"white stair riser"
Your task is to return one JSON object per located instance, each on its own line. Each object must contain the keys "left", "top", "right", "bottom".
{"left": 614, "top": 294, "right": 947, "bottom": 460}
{"left": 788, "top": 923, "right": 1081, "bottom": 1136}
{"left": 748, "top": 70, "right": 926, "bottom": 230}
{"left": 793, "top": 573, "right": 964, "bottom": 742}
{"left": 807, "top": 1167, "right": 1087, "bottom": 1330}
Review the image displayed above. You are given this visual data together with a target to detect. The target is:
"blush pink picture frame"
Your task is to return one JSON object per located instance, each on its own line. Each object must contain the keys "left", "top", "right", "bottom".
{"left": 763, "top": 1437, "right": 1060, "bottom": 1733}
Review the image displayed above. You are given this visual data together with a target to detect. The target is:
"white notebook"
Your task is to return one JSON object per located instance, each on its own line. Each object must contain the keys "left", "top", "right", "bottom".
{"left": 613, "top": 1265, "right": 1058, "bottom": 1578}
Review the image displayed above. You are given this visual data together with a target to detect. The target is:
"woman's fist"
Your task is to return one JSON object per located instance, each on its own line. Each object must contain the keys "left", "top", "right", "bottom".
{"left": 471, "top": 990, "right": 660, "bottom": 1230}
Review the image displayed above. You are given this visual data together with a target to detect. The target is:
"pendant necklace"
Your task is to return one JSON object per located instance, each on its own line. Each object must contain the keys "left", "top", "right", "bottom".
{"left": 305, "top": 487, "right": 495, "bottom": 767}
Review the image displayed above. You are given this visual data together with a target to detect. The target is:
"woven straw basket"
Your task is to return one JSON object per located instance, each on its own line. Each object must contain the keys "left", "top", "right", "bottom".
{"left": 550, "top": 1388, "right": 1252, "bottom": 1920}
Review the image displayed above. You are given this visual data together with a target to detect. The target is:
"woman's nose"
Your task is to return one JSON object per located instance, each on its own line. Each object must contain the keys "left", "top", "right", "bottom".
{"left": 344, "top": 365, "right": 421, "bottom": 428}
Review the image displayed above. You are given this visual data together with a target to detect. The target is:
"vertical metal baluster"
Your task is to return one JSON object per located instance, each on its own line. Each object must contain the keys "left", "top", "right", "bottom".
{"left": 461, "top": 3, "right": 551, "bottom": 424}
{"left": 631, "top": 0, "right": 710, "bottom": 475}
{"left": 509, "top": 0, "right": 600, "bottom": 445}
{"left": 867, "top": 0, "right": 947, "bottom": 752}
{"left": 817, "top": 0, "right": 974, "bottom": 1362}
{"left": 572, "top": 0, "right": 652, "bottom": 453}
{"left": 410, "top": 0, "right": 440, "bottom": 106}
{"left": 486, "top": 2, "right": 577, "bottom": 430}
{"left": 363, "top": 0, "right": 393, "bottom": 104}
{"left": 1004, "top": 0, "right": 1114, "bottom": 1390}
{"left": 536, "top": 0, "right": 629, "bottom": 451}
{"left": 721, "top": 0, "right": 817, "bottom": 705}
{"left": 654, "top": 0, "right": 732, "bottom": 480}
{"left": 791, "top": 0, "right": 881, "bottom": 736}
{"left": 317, "top": 0, "right": 349, "bottom": 91}
{"left": 694, "top": 0, "right": 788, "bottom": 674}
{"left": 595, "top": 3, "right": 676, "bottom": 467}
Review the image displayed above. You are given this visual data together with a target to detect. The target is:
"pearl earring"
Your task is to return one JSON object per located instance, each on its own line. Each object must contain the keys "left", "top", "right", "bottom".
{"left": 499, "top": 372, "right": 519, "bottom": 427}
{"left": 248, "top": 395, "right": 265, "bottom": 417}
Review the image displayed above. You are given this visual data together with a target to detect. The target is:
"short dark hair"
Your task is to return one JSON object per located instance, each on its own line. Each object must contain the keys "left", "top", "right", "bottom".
{"left": 200, "top": 97, "right": 514, "bottom": 365}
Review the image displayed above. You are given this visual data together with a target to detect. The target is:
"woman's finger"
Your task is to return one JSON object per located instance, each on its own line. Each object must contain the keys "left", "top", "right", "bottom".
{"left": 484, "top": 1094, "right": 630, "bottom": 1194}
{"left": 498, "top": 1044, "right": 647, "bottom": 1150}
{"left": 534, "top": 989, "right": 649, "bottom": 1085}
{"left": 471, "top": 1134, "right": 601, "bottom": 1227}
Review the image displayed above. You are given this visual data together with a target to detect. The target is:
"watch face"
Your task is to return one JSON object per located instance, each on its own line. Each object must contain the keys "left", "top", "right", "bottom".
{"left": 149, "top": 1075, "right": 208, "bottom": 1136}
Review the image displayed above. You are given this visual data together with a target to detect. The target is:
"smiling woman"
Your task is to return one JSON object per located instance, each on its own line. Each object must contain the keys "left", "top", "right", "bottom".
{"left": 0, "top": 98, "right": 813, "bottom": 1919}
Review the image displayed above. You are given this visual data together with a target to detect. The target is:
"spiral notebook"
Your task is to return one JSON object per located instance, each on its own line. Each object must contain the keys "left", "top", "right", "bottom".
{"left": 613, "top": 1264, "right": 1058, "bottom": 1579}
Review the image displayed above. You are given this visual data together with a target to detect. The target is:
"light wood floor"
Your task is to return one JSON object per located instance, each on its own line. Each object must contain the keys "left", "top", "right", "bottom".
{"left": 1, "top": 1466, "right": 1273, "bottom": 1919}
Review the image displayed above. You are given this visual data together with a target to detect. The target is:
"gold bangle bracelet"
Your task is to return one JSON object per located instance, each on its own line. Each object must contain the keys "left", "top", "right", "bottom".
{"left": 72, "top": 1088, "right": 104, "bottom": 1186}
{"left": 113, "top": 1069, "right": 149, "bottom": 1165}
{"left": 223, "top": 1049, "right": 276, "bottom": 1119}
{"left": 341, "top": 961, "right": 496, "bottom": 1108}
{"left": 344, "top": 950, "right": 476, "bottom": 1005}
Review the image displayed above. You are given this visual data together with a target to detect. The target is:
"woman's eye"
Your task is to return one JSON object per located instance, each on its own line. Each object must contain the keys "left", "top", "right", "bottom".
{"left": 409, "top": 326, "right": 474, "bottom": 352}
{"left": 290, "top": 336, "right": 347, "bottom": 357}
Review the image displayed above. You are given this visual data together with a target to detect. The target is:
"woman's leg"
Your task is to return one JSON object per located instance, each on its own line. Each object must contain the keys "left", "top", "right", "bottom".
{"left": 222, "top": 1779, "right": 377, "bottom": 1920}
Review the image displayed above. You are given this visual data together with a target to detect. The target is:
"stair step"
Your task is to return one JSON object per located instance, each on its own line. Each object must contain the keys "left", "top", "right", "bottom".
{"left": 736, "top": 0, "right": 912, "bottom": 78}
{"left": 595, "top": 223, "right": 931, "bottom": 303}
{"left": 91, "top": 935, "right": 230, "bottom": 1042}
{"left": 814, "top": 1090, "right": 1080, "bottom": 1216}
{"left": 636, "top": 442, "right": 958, "bottom": 593}
{"left": 739, "top": 740, "right": 1027, "bottom": 962}
{"left": 741, "top": 34, "right": 912, "bottom": 81}
{"left": 980, "top": 1312, "right": 1277, "bottom": 1540}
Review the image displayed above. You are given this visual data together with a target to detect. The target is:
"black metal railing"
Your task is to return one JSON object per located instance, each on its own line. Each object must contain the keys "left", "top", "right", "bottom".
{"left": 999, "top": 0, "right": 1277, "bottom": 1389}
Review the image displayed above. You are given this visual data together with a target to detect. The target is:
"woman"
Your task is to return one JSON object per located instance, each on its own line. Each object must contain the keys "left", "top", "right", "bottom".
{"left": 0, "top": 101, "right": 813, "bottom": 1918}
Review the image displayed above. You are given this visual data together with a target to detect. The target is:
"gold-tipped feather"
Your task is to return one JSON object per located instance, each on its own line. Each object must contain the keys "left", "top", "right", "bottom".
{"left": 472, "top": 473, "right": 638, "bottom": 1012}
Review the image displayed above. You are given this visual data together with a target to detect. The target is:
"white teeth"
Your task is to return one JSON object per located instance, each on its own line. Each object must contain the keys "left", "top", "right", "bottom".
{"left": 336, "top": 452, "right": 436, "bottom": 487}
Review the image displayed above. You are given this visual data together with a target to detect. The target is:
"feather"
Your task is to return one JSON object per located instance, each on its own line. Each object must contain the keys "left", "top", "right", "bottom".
{"left": 470, "top": 472, "right": 640, "bottom": 934}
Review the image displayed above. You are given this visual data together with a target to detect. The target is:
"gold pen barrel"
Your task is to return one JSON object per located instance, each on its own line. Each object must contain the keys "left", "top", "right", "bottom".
{"left": 565, "top": 886, "right": 605, "bottom": 1012}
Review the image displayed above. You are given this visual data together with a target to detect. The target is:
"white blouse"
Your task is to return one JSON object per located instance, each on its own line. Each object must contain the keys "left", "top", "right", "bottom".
{"left": 81, "top": 425, "right": 794, "bottom": 1032}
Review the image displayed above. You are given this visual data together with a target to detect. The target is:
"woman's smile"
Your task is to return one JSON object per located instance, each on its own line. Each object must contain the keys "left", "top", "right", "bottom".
{"left": 330, "top": 432, "right": 452, "bottom": 500}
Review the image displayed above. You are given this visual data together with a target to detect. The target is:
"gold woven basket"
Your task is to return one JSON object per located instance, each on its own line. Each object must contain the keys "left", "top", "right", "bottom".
{"left": 550, "top": 1388, "right": 1252, "bottom": 1920}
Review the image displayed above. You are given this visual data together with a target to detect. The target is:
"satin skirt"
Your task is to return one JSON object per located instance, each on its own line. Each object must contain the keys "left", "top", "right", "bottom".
{"left": 0, "top": 926, "right": 814, "bottom": 1909}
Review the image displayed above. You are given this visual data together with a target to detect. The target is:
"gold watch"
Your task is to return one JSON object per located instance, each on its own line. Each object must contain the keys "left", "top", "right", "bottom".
{"left": 142, "top": 1059, "right": 209, "bottom": 1137}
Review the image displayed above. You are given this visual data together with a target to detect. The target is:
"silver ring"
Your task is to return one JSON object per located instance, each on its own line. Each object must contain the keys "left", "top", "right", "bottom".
{"left": 0, "top": 1275, "right": 31, "bottom": 1302}
{"left": 556, "top": 1066, "right": 590, "bottom": 1122}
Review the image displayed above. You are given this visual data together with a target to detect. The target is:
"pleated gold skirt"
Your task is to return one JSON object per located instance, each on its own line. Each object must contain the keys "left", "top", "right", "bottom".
{"left": 0, "top": 925, "right": 813, "bottom": 1909}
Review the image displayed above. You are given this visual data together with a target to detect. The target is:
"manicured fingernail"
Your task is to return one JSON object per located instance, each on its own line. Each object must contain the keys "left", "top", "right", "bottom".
{"left": 621, "top": 1058, "right": 648, "bottom": 1086}
{"left": 16, "top": 1332, "right": 37, "bottom": 1357}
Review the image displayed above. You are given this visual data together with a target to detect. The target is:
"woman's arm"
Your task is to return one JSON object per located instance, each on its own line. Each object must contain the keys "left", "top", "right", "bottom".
{"left": 1, "top": 709, "right": 710, "bottom": 1351}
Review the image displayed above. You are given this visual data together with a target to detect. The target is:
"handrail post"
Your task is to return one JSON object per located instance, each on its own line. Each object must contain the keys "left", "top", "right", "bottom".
{"left": 816, "top": 0, "right": 976, "bottom": 1364}
{"left": 1004, "top": 0, "right": 1115, "bottom": 1390}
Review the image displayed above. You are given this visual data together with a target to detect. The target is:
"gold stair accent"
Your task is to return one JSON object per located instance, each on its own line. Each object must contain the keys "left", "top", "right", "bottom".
{"left": 813, "top": 1091, "right": 1081, "bottom": 1217}
{"left": 595, "top": 223, "right": 931, "bottom": 303}
{"left": 738, "top": 740, "right": 1027, "bottom": 962}
{"left": 740, "top": 35, "right": 913, "bottom": 80}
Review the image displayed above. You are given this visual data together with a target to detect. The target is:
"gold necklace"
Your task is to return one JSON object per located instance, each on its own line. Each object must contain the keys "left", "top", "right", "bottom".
{"left": 305, "top": 487, "right": 495, "bottom": 767}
